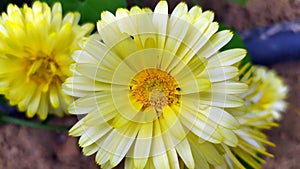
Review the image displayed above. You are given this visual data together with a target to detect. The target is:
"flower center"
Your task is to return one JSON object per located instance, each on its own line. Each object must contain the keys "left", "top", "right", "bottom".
{"left": 25, "top": 53, "right": 64, "bottom": 91}
{"left": 129, "top": 69, "right": 180, "bottom": 113}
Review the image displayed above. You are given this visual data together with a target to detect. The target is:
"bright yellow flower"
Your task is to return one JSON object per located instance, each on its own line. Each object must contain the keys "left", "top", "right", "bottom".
{"left": 64, "top": 1, "right": 247, "bottom": 168}
{"left": 0, "top": 1, "right": 94, "bottom": 120}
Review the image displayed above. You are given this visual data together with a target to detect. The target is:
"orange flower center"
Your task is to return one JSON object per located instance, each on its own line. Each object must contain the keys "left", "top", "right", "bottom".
{"left": 129, "top": 69, "right": 180, "bottom": 113}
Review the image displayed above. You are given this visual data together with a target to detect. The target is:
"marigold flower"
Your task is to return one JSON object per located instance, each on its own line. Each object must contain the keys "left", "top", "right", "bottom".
{"left": 0, "top": 1, "right": 94, "bottom": 119}
{"left": 64, "top": 1, "right": 248, "bottom": 168}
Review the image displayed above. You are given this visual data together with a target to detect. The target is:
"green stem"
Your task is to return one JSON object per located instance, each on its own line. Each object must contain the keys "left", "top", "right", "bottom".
{"left": 0, "top": 114, "right": 70, "bottom": 131}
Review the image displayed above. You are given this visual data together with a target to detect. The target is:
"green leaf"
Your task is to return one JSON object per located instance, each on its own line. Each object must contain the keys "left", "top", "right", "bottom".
{"left": 40, "top": 0, "right": 127, "bottom": 24}
{"left": 226, "top": 0, "right": 247, "bottom": 5}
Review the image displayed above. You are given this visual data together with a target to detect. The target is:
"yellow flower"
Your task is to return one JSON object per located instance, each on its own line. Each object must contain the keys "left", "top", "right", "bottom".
{"left": 223, "top": 123, "right": 275, "bottom": 169}
{"left": 222, "top": 65, "right": 288, "bottom": 169}
{"left": 64, "top": 1, "right": 247, "bottom": 168}
{"left": 0, "top": 1, "right": 94, "bottom": 120}
{"left": 243, "top": 66, "right": 288, "bottom": 121}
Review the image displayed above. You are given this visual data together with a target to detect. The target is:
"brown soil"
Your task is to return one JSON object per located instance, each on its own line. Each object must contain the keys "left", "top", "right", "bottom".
{"left": 201, "top": 0, "right": 300, "bottom": 30}
{"left": 0, "top": 0, "right": 300, "bottom": 169}
{"left": 262, "top": 62, "right": 300, "bottom": 169}
{"left": 0, "top": 117, "right": 98, "bottom": 169}
{"left": 129, "top": 0, "right": 300, "bottom": 30}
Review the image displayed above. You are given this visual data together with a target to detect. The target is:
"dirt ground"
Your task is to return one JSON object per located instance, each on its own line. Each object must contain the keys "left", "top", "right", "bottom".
{"left": 262, "top": 62, "right": 300, "bottom": 169}
{"left": 0, "top": 117, "right": 98, "bottom": 169}
{"left": 201, "top": 0, "right": 300, "bottom": 30}
{"left": 0, "top": 0, "right": 300, "bottom": 168}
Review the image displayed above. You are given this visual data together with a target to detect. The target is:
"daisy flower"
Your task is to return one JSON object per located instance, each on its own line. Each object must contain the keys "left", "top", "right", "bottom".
{"left": 243, "top": 66, "right": 288, "bottom": 121}
{"left": 64, "top": 1, "right": 248, "bottom": 168}
{"left": 222, "top": 64, "right": 288, "bottom": 169}
{"left": 0, "top": 1, "right": 94, "bottom": 120}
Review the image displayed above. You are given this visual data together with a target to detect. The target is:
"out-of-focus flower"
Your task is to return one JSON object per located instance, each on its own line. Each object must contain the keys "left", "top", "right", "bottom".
{"left": 0, "top": 1, "right": 94, "bottom": 120}
{"left": 64, "top": 1, "right": 248, "bottom": 168}
{"left": 223, "top": 116, "right": 276, "bottom": 169}
{"left": 223, "top": 64, "right": 288, "bottom": 169}
{"left": 243, "top": 66, "right": 288, "bottom": 121}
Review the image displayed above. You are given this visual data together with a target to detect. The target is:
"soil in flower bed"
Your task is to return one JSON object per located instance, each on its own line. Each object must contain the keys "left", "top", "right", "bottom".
{"left": 262, "top": 61, "right": 300, "bottom": 169}
{"left": 127, "top": 0, "right": 300, "bottom": 31}
{"left": 0, "top": 117, "right": 98, "bottom": 169}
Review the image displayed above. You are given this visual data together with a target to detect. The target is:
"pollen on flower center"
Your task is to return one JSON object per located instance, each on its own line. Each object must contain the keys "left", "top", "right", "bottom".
{"left": 129, "top": 69, "right": 180, "bottom": 112}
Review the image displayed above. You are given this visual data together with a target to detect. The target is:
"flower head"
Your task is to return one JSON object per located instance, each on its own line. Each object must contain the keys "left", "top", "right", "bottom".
{"left": 64, "top": 1, "right": 247, "bottom": 168}
{"left": 221, "top": 65, "right": 288, "bottom": 169}
{"left": 0, "top": 1, "right": 94, "bottom": 119}
{"left": 243, "top": 66, "right": 288, "bottom": 121}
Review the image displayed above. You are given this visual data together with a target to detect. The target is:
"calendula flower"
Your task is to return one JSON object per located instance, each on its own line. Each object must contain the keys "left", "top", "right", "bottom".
{"left": 222, "top": 64, "right": 288, "bottom": 169}
{"left": 64, "top": 1, "right": 248, "bottom": 168}
{"left": 0, "top": 1, "right": 94, "bottom": 119}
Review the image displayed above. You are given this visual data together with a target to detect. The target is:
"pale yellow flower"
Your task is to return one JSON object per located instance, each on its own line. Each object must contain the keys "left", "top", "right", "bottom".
{"left": 243, "top": 66, "right": 288, "bottom": 121}
{"left": 222, "top": 64, "right": 288, "bottom": 169}
{"left": 223, "top": 124, "right": 275, "bottom": 169}
{"left": 64, "top": 1, "right": 247, "bottom": 168}
{"left": 0, "top": 1, "right": 94, "bottom": 119}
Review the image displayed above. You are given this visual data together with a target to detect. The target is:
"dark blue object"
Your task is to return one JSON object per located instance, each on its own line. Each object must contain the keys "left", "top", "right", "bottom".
{"left": 239, "top": 20, "right": 300, "bottom": 65}
{"left": 0, "top": 104, "right": 19, "bottom": 115}
{"left": 0, "top": 95, "right": 19, "bottom": 115}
